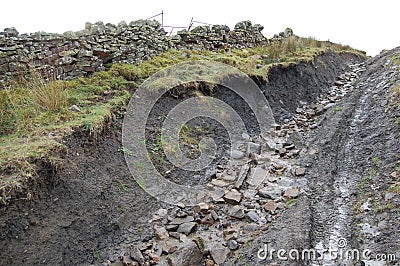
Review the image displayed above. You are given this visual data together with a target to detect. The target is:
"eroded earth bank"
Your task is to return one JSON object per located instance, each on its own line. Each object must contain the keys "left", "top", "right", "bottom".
{"left": 1, "top": 48, "right": 399, "bottom": 266}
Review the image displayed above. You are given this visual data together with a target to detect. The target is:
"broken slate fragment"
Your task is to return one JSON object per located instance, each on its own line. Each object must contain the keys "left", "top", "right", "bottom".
{"left": 165, "top": 224, "right": 179, "bottom": 232}
{"left": 223, "top": 189, "right": 242, "bottom": 204}
{"left": 263, "top": 200, "right": 277, "bottom": 212}
{"left": 194, "top": 202, "right": 210, "bottom": 213}
{"left": 247, "top": 167, "right": 269, "bottom": 188}
{"left": 166, "top": 240, "right": 202, "bottom": 266}
{"left": 211, "top": 179, "right": 231, "bottom": 187}
{"left": 283, "top": 187, "right": 300, "bottom": 198}
{"left": 210, "top": 247, "right": 230, "bottom": 265}
{"left": 130, "top": 245, "right": 145, "bottom": 265}
{"left": 258, "top": 185, "right": 282, "bottom": 199}
{"left": 295, "top": 167, "right": 306, "bottom": 176}
{"left": 246, "top": 142, "right": 261, "bottom": 156}
{"left": 170, "top": 216, "right": 194, "bottom": 225}
{"left": 235, "top": 164, "right": 250, "bottom": 189}
{"left": 154, "top": 225, "right": 169, "bottom": 240}
{"left": 229, "top": 205, "right": 245, "bottom": 219}
{"left": 246, "top": 211, "right": 260, "bottom": 222}
{"left": 162, "top": 239, "right": 179, "bottom": 254}
{"left": 177, "top": 222, "right": 197, "bottom": 235}
{"left": 230, "top": 149, "right": 245, "bottom": 159}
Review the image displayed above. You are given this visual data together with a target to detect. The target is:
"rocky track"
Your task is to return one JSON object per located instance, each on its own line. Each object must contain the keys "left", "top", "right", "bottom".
{"left": 1, "top": 49, "right": 399, "bottom": 266}
{"left": 233, "top": 49, "right": 400, "bottom": 266}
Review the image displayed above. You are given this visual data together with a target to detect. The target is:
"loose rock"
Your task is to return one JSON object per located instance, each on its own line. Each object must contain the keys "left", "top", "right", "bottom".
{"left": 177, "top": 222, "right": 197, "bottom": 235}
{"left": 283, "top": 187, "right": 300, "bottom": 198}
{"left": 295, "top": 167, "right": 306, "bottom": 176}
{"left": 166, "top": 240, "right": 202, "bottom": 266}
{"left": 223, "top": 189, "right": 242, "bottom": 204}
{"left": 229, "top": 205, "right": 245, "bottom": 219}
{"left": 246, "top": 211, "right": 260, "bottom": 222}
{"left": 210, "top": 247, "right": 230, "bottom": 265}
{"left": 154, "top": 225, "right": 169, "bottom": 240}
{"left": 258, "top": 185, "right": 282, "bottom": 199}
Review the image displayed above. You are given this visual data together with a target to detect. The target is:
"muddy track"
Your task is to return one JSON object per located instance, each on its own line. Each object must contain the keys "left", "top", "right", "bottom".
{"left": 0, "top": 51, "right": 379, "bottom": 266}
{"left": 233, "top": 49, "right": 400, "bottom": 266}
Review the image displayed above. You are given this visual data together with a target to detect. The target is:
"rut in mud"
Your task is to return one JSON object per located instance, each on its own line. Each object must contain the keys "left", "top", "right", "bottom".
{"left": 233, "top": 49, "right": 400, "bottom": 266}
{"left": 2, "top": 49, "right": 398, "bottom": 266}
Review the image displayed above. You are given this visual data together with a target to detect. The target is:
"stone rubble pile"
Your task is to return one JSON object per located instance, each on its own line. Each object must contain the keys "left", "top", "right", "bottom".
{"left": 0, "top": 20, "right": 288, "bottom": 84}
{"left": 106, "top": 63, "right": 365, "bottom": 266}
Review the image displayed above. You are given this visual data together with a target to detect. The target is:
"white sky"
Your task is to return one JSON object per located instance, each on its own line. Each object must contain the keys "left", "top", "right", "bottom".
{"left": 0, "top": 0, "right": 399, "bottom": 56}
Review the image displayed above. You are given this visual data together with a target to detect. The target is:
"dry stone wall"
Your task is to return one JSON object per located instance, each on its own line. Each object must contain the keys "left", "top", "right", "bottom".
{"left": 0, "top": 20, "right": 291, "bottom": 84}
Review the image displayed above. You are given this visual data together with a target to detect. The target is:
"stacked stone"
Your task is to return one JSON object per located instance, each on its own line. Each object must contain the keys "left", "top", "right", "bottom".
{"left": 271, "top": 27, "right": 294, "bottom": 41}
{"left": 176, "top": 20, "right": 268, "bottom": 50}
{"left": 0, "top": 20, "right": 290, "bottom": 84}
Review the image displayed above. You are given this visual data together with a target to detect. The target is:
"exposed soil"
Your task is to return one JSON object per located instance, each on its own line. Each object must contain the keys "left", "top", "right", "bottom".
{"left": 231, "top": 49, "right": 400, "bottom": 265}
{"left": 2, "top": 50, "right": 393, "bottom": 266}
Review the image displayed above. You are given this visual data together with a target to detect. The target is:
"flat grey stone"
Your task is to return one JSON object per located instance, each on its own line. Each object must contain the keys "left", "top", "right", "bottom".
{"left": 235, "top": 164, "right": 250, "bottom": 189}
{"left": 224, "top": 189, "right": 242, "bottom": 204}
{"left": 229, "top": 205, "right": 245, "bottom": 219}
{"left": 177, "top": 222, "right": 197, "bottom": 235}
{"left": 295, "top": 167, "right": 306, "bottom": 176}
{"left": 230, "top": 149, "right": 245, "bottom": 159}
{"left": 247, "top": 167, "right": 269, "bottom": 188}
{"left": 210, "top": 247, "right": 230, "bottom": 265}
{"left": 258, "top": 185, "right": 282, "bottom": 199}
{"left": 170, "top": 216, "right": 194, "bottom": 225}
{"left": 246, "top": 211, "right": 260, "bottom": 222}
{"left": 166, "top": 240, "right": 202, "bottom": 266}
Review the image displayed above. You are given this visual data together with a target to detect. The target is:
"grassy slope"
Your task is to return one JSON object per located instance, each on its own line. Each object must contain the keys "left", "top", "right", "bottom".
{"left": 0, "top": 36, "right": 366, "bottom": 204}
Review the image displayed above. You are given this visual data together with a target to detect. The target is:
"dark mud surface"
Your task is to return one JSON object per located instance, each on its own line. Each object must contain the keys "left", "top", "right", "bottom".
{"left": 232, "top": 49, "right": 400, "bottom": 265}
{"left": 0, "top": 51, "right": 378, "bottom": 266}
{"left": 0, "top": 127, "right": 161, "bottom": 265}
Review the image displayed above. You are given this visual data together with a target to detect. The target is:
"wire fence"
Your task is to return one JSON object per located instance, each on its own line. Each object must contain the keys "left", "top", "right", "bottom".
{"left": 145, "top": 11, "right": 214, "bottom": 35}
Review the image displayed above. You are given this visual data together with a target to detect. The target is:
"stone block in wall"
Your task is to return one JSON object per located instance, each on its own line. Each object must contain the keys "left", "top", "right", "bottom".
{"left": 61, "top": 63, "right": 76, "bottom": 73}
{"left": 56, "top": 56, "right": 77, "bottom": 65}
{"left": 117, "top": 21, "right": 128, "bottom": 31}
{"left": 0, "top": 63, "right": 9, "bottom": 72}
{"left": 63, "top": 31, "right": 78, "bottom": 40}
{"left": 0, "top": 56, "right": 10, "bottom": 65}
{"left": 3, "top": 27, "right": 19, "bottom": 37}
{"left": 76, "top": 29, "right": 90, "bottom": 37}
{"left": 8, "top": 62, "right": 27, "bottom": 72}
{"left": 79, "top": 49, "right": 93, "bottom": 57}
{"left": 93, "top": 48, "right": 110, "bottom": 59}
{"left": 234, "top": 20, "right": 252, "bottom": 31}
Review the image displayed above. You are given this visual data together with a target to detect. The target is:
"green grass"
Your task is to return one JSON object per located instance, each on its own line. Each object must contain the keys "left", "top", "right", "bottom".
{"left": 333, "top": 106, "right": 343, "bottom": 112}
{"left": 371, "top": 157, "right": 380, "bottom": 166}
{"left": 117, "top": 181, "right": 128, "bottom": 191}
{"left": 390, "top": 52, "right": 400, "bottom": 69}
{"left": 357, "top": 176, "right": 372, "bottom": 189}
{"left": 390, "top": 82, "right": 400, "bottom": 100}
{"left": 0, "top": 35, "right": 365, "bottom": 205}
{"left": 117, "top": 205, "right": 125, "bottom": 213}
{"left": 285, "top": 198, "right": 296, "bottom": 207}
{"left": 0, "top": 69, "right": 131, "bottom": 204}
